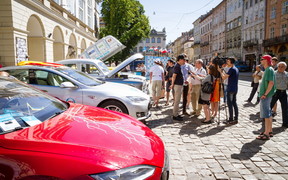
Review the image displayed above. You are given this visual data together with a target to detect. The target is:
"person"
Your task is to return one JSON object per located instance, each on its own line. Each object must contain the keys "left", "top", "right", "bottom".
{"left": 210, "top": 61, "right": 221, "bottom": 119}
{"left": 0, "top": 71, "right": 9, "bottom": 77}
{"left": 271, "top": 57, "right": 279, "bottom": 116}
{"left": 170, "top": 55, "right": 186, "bottom": 121}
{"left": 181, "top": 57, "right": 194, "bottom": 115}
{"left": 165, "top": 59, "right": 175, "bottom": 106}
{"left": 246, "top": 65, "right": 263, "bottom": 104}
{"left": 189, "top": 59, "right": 206, "bottom": 116}
{"left": 136, "top": 63, "right": 141, "bottom": 72}
{"left": 140, "top": 63, "right": 146, "bottom": 76}
{"left": 198, "top": 65, "right": 217, "bottom": 123}
{"left": 221, "top": 62, "right": 230, "bottom": 105}
{"left": 218, "top": 57, "right": 239, "bottom": 124}
{"left": 149, "top": 59, "right": 165, "bottom": 108}
{"left": 256, "top": 55, "right": 276, "bottom": 140}
{"left": 270, "top": 62, "right": 288, "bottom": 128}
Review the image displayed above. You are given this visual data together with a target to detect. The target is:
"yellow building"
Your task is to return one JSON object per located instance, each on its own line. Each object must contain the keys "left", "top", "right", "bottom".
{"left": 0, "top": 0, "right": 99, "bottom": 66}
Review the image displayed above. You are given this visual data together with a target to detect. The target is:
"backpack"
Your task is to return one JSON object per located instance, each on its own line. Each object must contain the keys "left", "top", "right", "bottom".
{"left": 201, "top": 75, "right": 214, "bottom": 94}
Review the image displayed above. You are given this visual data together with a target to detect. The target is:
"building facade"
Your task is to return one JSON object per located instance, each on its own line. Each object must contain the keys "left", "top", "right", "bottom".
{"left": 182, "top": 30, "right": 194, "bottom": 61}
{"left": 263, "top": 0, "right": 288, "bottom": 62}
{"left": 225, "top": 0, "right": 243, "bottom": 61}
{"left": 212, "top": 0, "right": 226, "bottom": 57}
{"left": 242, "top": 0, "right": 266, "bottom": 67}
{"left": 134, "top": 28, "right": 166, "bottom": 56}
{"left": 0, "top": 0, "right": 99, "bottom": 66}
{"left": 200, "top": 11, "right": 213, "bottom": 64}
{"left": 192, "top": 18, "right": 201, "bottom": 62}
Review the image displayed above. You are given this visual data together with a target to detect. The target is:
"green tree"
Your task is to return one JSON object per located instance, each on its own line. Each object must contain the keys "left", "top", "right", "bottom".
{"left": 100, "top": 0, "right": 150, "bottom": 62}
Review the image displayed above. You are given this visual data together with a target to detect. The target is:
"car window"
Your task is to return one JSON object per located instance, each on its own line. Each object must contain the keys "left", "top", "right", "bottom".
{"left": 34, "top": 70, "right": 70, "bottom": 86}
{"left": 56, "top": 67, "right": 103, "bottom": 86}
{"left": 0, "top": 77, "right": 68, "bottom": 134}
{"left": 64, "top": 63, "right": 77, "bottom": 70}
{"left": 96, "top": 61, "right": 110, "bottom": 74}
{"left": 81, "top": 63, "right": 101, "bottom": 75}
{"left": 5, "top": 69, "right": 29, "bottom": 83}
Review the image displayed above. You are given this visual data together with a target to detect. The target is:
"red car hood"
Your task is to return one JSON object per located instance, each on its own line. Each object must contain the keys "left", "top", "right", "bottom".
{"left": 1, "top": 103, "right": 165, "bottom": 171}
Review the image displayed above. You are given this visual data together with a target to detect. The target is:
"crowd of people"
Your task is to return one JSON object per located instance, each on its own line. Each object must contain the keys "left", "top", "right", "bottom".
{"left": 149, "top": 54, "right": 288, "bottom": 141}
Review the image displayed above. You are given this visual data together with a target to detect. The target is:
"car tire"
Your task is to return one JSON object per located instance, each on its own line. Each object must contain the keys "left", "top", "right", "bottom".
{"left": 99, "top": 100, "right": 129, "bottom": 114}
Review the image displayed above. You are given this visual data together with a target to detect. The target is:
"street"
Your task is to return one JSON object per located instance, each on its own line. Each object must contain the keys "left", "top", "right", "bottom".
{"left": 146, "top": 73, "right": 288, "bottom": 180}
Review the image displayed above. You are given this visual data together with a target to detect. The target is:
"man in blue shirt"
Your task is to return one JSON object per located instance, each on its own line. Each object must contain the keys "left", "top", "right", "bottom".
{"left": 219, "top": 57, "right": 239, "bottom": 124}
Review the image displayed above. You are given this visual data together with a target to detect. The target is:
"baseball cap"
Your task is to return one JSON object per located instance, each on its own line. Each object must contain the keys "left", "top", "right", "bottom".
{"left": 154, "top": 58, "right": 160, "bottom": 63}
{"left": 261, "top": 55, "right": 272, "bottom": 65}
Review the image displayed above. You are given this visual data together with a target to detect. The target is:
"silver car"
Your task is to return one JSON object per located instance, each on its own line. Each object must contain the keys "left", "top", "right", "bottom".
{"left": 57, "top": 53, "right": 149, "bottom": 93}
{"left": 0, "top": 65, "right": 151, "bottom": 121}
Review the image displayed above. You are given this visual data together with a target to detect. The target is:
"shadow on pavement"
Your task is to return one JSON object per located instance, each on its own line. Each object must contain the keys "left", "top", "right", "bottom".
{"left": 231, "top": 126, "right": 286, "bottom": 160}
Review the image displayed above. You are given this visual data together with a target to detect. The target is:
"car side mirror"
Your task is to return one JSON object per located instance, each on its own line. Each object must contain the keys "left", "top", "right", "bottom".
{"left": 60, "top": 82, "right": 76, "bottom": 88}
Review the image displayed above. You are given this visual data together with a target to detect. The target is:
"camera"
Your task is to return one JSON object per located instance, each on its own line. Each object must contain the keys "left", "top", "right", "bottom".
{"left": 212, "top": 56, "right": 227, "bottom": 68}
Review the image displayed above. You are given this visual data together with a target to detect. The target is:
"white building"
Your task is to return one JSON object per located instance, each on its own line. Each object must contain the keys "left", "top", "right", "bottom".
{"left": 0, "top": 0, "right": 100, "bottom": 66}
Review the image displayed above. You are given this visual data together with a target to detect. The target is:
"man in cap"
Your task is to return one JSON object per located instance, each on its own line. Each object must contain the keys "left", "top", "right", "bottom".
{"left": 149, "top": 58, "right": 165, "bottom": 108}
{"left": 256, "top": 55, "right": 276, "bottom": 140}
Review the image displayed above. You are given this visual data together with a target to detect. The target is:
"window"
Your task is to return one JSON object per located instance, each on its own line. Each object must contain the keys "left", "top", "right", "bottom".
{"left": 250, "top": 0, "right": 253, "bottom": 7}
{"left": 260, "top": 28, "right": 263, "bottom": 39}
{"left": 281, "top": 24, "right": 287, "bottom": 36}
{"left": 87, "top": 0, "right": 92, "bottom": 27}
{"left": 283, "top": 1, "right": 288, "bottom": 15}
{"left": 151, "top": 37, "right": 155, "bottom": 43}
{"left": 139, "top": 46, "right": 143, "bottom": 52}
{"left": 157, "top": 37, "right": 161, "bottom": 43}
{"left": 146, "top": 38, "right": 150, "bottom": 43}
{"left": 245, "top": 1, "right": 248, "bottom": 9}
{"left": 270, "top": 27, "right": 275, "bottom": 38}
{"left": 79, "top": 0, "right": 85, "bottom": 22}
{"left": 255, "top": 0, "right": 258, "bottom": 4}
{"left": 270, "top": 7, "right": 276, "bottom": 19}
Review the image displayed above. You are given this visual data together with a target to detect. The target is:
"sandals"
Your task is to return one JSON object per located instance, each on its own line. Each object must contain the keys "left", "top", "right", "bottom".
{"left": 256, "top": 134, "right": 270, "bottom": 140}
{"left": 260, "top": 132, "right": 273, "bottom": 137}
{"left": 201, "top": 119, "right": 212, "bottom": 124}
{"left": 164, "top": 102, "right": 169, "bottom": 106}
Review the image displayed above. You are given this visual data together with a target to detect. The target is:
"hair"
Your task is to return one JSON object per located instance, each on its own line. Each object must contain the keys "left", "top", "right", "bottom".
{"left": 177, "top": 55, "right": 185, "bottom": 61}
{"left": 278, "top": 61, "right": 287, "bottom": 67}
{"left": 227, "top": 57, "right": 236, "bottom": 64}
{"left": 208, "top": 65, "right": 219, "bottom": 77}
{"left": 195, "top": 59, "right": 203, "bottom": 65}
{"left": 272, "top": 57, "right": 278, "bottom": 61}
{"left": 168, "top": 59, "right": 175, "bottom": 64}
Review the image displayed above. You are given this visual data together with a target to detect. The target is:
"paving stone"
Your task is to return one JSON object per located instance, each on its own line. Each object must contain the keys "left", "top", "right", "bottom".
{"left": 214, "top": 173, "right": 229, "bottom": 180}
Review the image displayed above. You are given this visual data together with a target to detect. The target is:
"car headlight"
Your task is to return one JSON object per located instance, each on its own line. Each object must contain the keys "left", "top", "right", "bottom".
{"left": 90, "top": 165, "right": 155, "bottom": 180}
{"left": 126, "top": 96, "right": 147, "bottom": 103}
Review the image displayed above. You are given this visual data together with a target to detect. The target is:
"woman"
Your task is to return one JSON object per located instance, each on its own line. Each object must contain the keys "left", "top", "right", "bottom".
{"left": 198, "top": 65, "right": 218, "bottom": 123}
{"left": 246, "top": 65, "right": 263, "bottom": 104}
{"left": 210, "top": 64, "right": 221, "bottom": 119}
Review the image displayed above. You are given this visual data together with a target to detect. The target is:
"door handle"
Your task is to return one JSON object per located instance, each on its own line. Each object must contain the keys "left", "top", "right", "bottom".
{"left": 41, "top": 90, "right": 48, "bottom": 92}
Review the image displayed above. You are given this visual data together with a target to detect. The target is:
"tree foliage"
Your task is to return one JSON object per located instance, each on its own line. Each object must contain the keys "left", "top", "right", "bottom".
{"left": 100, "top": 0, "right": 150, "bottom": 62}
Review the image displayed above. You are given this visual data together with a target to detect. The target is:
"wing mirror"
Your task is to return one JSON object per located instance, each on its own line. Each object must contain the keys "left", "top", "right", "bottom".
{"left": 60, "top": 82, "right": 76, "bottom": 88}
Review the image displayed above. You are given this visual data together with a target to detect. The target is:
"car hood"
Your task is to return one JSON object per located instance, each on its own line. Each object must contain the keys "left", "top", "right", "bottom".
{"left": 0, "top": 103, "right": 164, "bottom": 170}
{"left": 106, "top": 53, "right": 144, "bottom": 78}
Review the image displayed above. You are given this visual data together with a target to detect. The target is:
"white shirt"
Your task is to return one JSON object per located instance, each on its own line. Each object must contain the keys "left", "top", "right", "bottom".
{"left": 190, "top": 67, "right": 207, "bottom": 85}
{"left": 150, "top": 65, "right": 164, "bottom": 81}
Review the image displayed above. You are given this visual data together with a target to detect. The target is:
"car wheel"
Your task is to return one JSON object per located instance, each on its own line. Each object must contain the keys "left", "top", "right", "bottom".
{"left": 99, "top": 100, "right": 128, "bottom": 114}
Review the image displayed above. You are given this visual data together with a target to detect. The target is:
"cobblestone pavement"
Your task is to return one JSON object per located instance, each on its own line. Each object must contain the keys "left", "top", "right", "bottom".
{"left": 146, "top": 79, "right": 288, "bottom": 180}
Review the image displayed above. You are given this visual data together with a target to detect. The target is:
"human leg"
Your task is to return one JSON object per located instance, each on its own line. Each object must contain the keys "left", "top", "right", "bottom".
{"left": 194, "top": 85, "right": 202, "bottom": 115}
{"left": 182, "top": 85, "right": 189, "bottom": 114}
{"left": 227, "top": 92, "right": 233, "bottom": 121}
{"left": 279, "top": 91, "right": 288, "bottom": 126}
{"left": 173, "top": 85, "right": 183, "bottom": 117}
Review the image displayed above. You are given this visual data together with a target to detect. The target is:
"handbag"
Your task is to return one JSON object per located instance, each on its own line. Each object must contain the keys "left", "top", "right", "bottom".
{"left": 201, "top": 75, "right": 214, "bottom": 94}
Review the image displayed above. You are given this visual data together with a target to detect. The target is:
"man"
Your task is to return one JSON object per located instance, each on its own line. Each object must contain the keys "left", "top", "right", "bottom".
{"left": 181, "top": 57, "right": 194, "bottom": 115}
{"left": 165, "top": 59, "right": 175, "bottom": 105}
{"left": 256, "top": 55, "right": 276, "bottom": 140}
{"left": 149, "top": 59, "right": 165, "bottom": 108}
{"left": 219, "top": 57, "right": 239, "bottom": 124}
{"left": 190, "top": 59, "right": 206, "bottom": 116}
{"left": 170, "top": 55, "right": 186, "bottom": 121}
{"left": 271, "top": 57, "right": 279, "bottom": 116}
{"left": 270, "top": 62, "right": 288, "bottom": 128}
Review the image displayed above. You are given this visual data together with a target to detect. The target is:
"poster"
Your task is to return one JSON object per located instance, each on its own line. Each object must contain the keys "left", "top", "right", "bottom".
{"left": 16, "top": 37, "right": 28, "bottom": 63}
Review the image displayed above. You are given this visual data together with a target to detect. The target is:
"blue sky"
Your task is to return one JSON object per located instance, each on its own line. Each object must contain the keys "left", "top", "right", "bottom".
{"left": 138, "top": 0, "right": 223, "bottom": 43}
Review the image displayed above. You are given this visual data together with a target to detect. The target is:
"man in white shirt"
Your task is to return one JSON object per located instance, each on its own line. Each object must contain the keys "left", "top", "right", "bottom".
{"left": 190, "top": 59, "right": 207, "bottom": 116}
{"left": 149, "top": 59, "right": 165, "bottom": 108}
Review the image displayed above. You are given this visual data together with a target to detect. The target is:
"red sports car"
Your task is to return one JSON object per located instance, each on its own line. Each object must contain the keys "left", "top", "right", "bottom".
{"left": 0, "top": 76, "right": 169, "bottom": 180}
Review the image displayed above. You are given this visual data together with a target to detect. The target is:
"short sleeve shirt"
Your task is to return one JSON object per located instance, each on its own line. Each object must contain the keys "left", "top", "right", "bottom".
{"left": 173, "top": 63, "right": 184, "bottom": 85}
{"left": 259, "top": 67, "right": 276, "bottom": 97}
{"left": 150, "top": 65, "right": 164, "bottom": 81}
{"left": 227, "top": 66, "right": 239, "bottom": 93}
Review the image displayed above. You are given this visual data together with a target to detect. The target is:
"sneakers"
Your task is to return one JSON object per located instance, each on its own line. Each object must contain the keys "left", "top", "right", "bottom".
{"left": 173, "top": 115, "right": 184, "bottom": 121}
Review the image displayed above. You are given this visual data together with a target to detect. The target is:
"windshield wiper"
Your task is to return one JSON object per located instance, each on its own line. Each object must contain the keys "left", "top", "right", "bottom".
{"left": 47, "top": 111, "right": 64, "bottom": 120}
{"left": 0, "top": 127, "right": 26, "bottom": 135}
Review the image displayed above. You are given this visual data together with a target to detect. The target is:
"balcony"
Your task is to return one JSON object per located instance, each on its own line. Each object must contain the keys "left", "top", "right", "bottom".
{"left": 263, "top": 34, "right": 288, "bottom": 47}
{"left": 243, "top": 39, "right": 258, "bottom": 48}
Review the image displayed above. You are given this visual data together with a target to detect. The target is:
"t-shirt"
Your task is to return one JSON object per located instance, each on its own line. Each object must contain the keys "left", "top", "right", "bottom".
{"left": 173, "top": 63, "right": 183, "bottom": 85}
{"left": 259, "top": 66, "right": 276, "bottom": 97}
{"left": 166, "top": 65, "right": 174, "bottom": 81}
{"left": 150, "top": 65, "right": 164, "bottom": 81}
{"left": 227, "top": 66, "right": 239, "bottom": 93}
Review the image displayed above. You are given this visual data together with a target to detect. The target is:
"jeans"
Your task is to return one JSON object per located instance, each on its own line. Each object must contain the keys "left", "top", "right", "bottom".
{"left": 260, "top": 97, "right": 272, "bottom": 118}
{"left": 182, "top": 85, "right": 189, "bottom": 113}
{"left": 248, "top": 82, "right": 260, "bottom": 102}
{"left": 227, "top": 92, "right": 238, "bottom": 120}
{"left": 270, "top": 90, "right": 288, "bottom": 125}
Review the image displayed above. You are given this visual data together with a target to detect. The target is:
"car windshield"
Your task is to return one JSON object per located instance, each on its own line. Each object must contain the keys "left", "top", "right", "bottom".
{"left": 96, "top": 61, "right": 110, "bottom": 74}
{"left": 0, "top": 77, "right": 68, "bottom": 134}
{"left": 56, "top": 67, "right": 104, "bottom": 86}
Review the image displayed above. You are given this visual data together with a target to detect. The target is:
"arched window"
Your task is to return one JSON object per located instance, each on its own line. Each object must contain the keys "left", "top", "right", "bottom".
{"left": 157, "top": 38, "right": 161, "bottom": 43}
{"left": 151, "top": 37, "right": 155, "bottom": 43}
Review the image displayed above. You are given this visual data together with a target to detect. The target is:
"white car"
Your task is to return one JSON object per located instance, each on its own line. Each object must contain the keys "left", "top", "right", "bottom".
{"left": 57, "top": 53, "right": 148, "bottom": 93}
{"left": 0, "top": 64, "right": 151, "bottom": 121}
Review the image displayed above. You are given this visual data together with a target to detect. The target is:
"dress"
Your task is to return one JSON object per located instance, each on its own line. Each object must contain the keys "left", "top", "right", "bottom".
{"left": 210, "top": 78, "right": 220, "bottom": 102}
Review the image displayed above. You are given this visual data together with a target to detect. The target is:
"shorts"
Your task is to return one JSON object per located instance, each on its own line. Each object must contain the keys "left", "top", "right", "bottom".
{"left": 166, "top": 81, "right": 172, "bottom": 92}
{"left": 198, "top": 98, "right": 210, "bottom": 105}
{"left": 260, "top": 97, "right": 272, "bottom": 118}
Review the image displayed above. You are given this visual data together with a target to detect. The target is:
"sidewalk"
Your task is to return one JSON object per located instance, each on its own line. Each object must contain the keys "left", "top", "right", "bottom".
{"left": 146, "top": 80, "right": 288, "bottom": 180}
